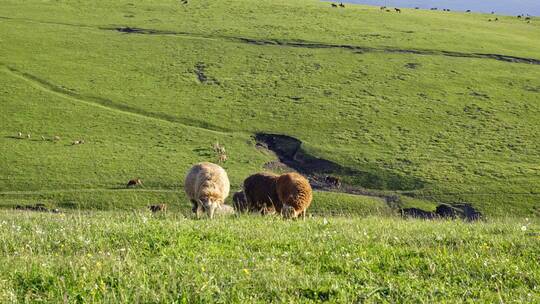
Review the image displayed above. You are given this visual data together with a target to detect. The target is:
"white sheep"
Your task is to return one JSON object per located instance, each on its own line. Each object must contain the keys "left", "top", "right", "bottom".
{"left": 184, "top": 162, "right": 230, "bottom": 219}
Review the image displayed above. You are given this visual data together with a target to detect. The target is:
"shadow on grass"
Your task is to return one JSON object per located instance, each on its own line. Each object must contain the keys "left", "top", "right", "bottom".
{"left": 255, "top": 133, "right": 425, "bottom": 192}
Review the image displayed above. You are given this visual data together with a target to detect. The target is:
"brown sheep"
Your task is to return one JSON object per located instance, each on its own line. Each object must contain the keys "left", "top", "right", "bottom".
{"left": 149, "top": 204, "right": 167, "bottom": 213}
{"left": 276, "top": 172, "right": 313, "bottom": 219}
{"left": 243, "top": 172, "right": 281, "bottom": 215}
{"left": 232, "top": 190, "right": 248, "bottom": 213}
{"left": 127, "top": 178, "right": 143, "bottom": 188}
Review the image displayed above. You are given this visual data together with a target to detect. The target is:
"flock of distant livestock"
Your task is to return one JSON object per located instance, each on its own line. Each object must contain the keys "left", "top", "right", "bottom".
{"left": 129, "top": 162, "right": 313, "bottom": 220}
{"left": 15, "top": 132, "right": 84, "bottom": 145}
{"left": 330, "top": 3, "right": 533, "bottom": 23}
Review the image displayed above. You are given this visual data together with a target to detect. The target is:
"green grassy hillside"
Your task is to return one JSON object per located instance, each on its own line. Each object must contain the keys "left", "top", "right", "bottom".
{"left": 1, "top": 0, "right": 540, "bottom": 215}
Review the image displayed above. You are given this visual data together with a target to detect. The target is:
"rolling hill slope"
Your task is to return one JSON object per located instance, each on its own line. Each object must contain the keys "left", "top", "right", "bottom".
{"left": 1, "top": 0, "right": 539, "bottom": 215}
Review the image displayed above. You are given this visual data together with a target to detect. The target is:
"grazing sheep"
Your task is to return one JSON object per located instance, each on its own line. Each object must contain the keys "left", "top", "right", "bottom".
{"left": 17, "top": 132, "right": 22, "bottom": 138}
{"left": 394, "top": 8, "right": 401, "bottom": 13}
{"left": 212, "top": 141, "right": 225, "bottom": 154}
{"left": 27, "top": 133, "right": 31, "bottom": 139}
{"left": 184, "top": 162, "right": 230, "bottom": 219}
{"left": 325, "top": 175, "right": 342, "bottom": 188}
{"left": 149, "top": 204, "right": 167, "bottom": 213}
{"left": 72, "top": 139, "right": 85, "bottom": 145}
{"left": 127, "top": 178, "right": 143, "bottom": 188}
{"left": 232, "top": 190, "right": 248, "bottom": 213}
{"left": 53, "top": 135, "right": 61, "bottom": 142}
{"left": 217, "top": 153, "right": 228, "bottom": 163}
{"left": 243, "top": 172, "right": 281, "bottom": 214}
{"left": 276, "top": 172, "right": 313, "bottom": 219}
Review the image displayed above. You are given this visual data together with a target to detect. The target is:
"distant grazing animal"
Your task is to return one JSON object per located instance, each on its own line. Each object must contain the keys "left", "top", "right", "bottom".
{"left": 276, "top": 172, "right": 313, "bottom": 219}
{"left": 72, "top": 139, "right": 85, "bottom": 145}
{"left": 184, "top": 162, "right": 230, "bottom": 219}
{"left": 27, "top": 133, "right": 31, "bottom": 139}
{"left": 243, "top": 172, "right": 281, "bottom": 215}
{"left": 339, "top": 2, "right": 345, "bottom": 8}
{"left": 217, "top": 153, "right": 228, "bottom": 163}
{"left": 17, "top": 132, "right": 22, "bottom": 138}
{"left": 380, "top": 6, "right": 386, "bottom": 10}
{"left": 386, "top": 9, "right": 391, "bottom": 12}
{"left": 232, "top": 190, "right": 248, "bottom": 213}
{"left": 212, "top": 141, "right": 225, "bottom": 153}
{"left": 331, "top": 3, "right": 337, "bottom": 7}
{"left": 414, "top": 7, "right": 419, "bottom": 10}
{"left": 53, "top": 135, "right": 61, "bottom": 142}
{"left": 325, "top": 175, "right": 342, "bottom": 188}
{"left": 395, "top": 8, "right": 401, "bottom": 13}
{"left": 430, "top": 8, "right": 437, "bottom": 11}
{"left": 149, "top": 204, "right": 167, "bottom": 213}
{"left": 495, "top": 18, "right": 499, "bottom": 21}
{"left": 127, "top": 178, "right": 143, "bottom": 188}
{"left": 488, "top": 19, "right": 492, "bottom": 22}
{"left": 466, "top": 10, "right": 471, "bottom": 13}
{"left": 517, "top": 15, "right": 522, "bottom": 19}
{"left": 525, "top": 17, "right": 531, "bottom": 20}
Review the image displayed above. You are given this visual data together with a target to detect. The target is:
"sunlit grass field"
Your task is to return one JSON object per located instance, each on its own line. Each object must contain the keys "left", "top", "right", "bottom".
{"left": 1, "top": 0, "right": 540, "bottom": 301}
{"left": 0, "top": 211, "right": 538, "bottom": 303}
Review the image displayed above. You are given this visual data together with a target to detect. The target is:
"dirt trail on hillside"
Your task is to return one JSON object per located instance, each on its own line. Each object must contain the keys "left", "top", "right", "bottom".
{"left": 107, "top": 26, "right": 540, "bottom": 65}
{"left": 1, "top": 15, "right": 538, "bottom": 65}
{"left": 0, "top": 64, "right": 229, "bottom": 134}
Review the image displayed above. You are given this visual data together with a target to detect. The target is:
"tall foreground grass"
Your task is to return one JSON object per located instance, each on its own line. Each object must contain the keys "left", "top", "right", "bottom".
{"left": 0, "top": 211, "right": 538, "bottom": 303}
